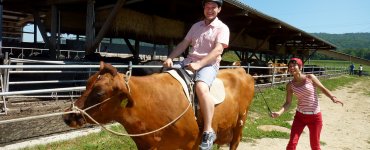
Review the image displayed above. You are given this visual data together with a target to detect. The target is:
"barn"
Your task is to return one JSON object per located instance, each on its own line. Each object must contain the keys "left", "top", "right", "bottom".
{"left": 1, "top": 0, "right": 336, "bottom": 64}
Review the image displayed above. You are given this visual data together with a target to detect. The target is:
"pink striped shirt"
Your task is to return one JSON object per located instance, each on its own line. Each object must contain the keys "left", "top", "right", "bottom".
{"left": 183, "top": 17, "right": 230, "bottom": 67}
{"left": 290, "top": 77, "right": 320, "bottom": 113}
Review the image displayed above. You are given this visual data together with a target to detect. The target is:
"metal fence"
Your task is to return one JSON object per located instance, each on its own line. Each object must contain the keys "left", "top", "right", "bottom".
{"left": 0, "top": 56, "right": 347, "bottom": 115}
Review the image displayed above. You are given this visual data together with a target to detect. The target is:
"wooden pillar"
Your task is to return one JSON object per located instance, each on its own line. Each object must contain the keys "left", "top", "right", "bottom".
{"left": 86, "top": 0, "right": 126, "bottom": 56}
{"left": 50, "top": 4, "right": 58, "bottom": 59}
{"left": 151, "top": 44, "right": 157, "bottom": 60}
{"left": 33, "top": 11, "right": 49, "bottom": 47}
{"left": 168, "top": 39, "right": 174, "bottom": 57}
{"left": 33, "top": 21, "right": 37, "bottom": 46}
{"left": 124, "top": 38, "right": 137, "bottom": 56}
{"left": 57, "top": 10, "right": 61, "bottom": 56}
{"left": 134, "top": 40, "right": 140, "bottom": 60}
{"left": 0, "top": 0, "right": 3, "bottom": 55}
{"left": 76, "top": 35, "right": 80, "bottom": 42}
{"left": 85, "top": 0, "right": 95, "bottom": 55}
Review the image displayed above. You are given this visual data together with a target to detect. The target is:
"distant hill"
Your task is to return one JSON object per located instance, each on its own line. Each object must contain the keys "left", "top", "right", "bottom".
{"left": 311, "top": 33, "right": 370, "bottom": 60}
{"left": 312, "top": 33, "right": 370, "bottom": 49}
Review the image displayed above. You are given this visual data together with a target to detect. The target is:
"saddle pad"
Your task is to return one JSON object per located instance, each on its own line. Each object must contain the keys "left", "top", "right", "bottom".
{"left": 166, "top": 70, "right": 225, "bottom": 104}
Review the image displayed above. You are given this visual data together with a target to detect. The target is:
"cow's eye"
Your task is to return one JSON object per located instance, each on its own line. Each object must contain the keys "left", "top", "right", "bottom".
{"left": 96, "top": 91, "right": 105, "bottom": 98}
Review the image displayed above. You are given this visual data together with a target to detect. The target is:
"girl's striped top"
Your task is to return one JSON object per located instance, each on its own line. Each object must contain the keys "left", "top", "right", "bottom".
{"left": 290, "top": 77, "right": 320, "bottom": 113}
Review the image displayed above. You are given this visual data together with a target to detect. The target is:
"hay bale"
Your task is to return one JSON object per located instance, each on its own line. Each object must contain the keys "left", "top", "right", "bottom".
{"left": 97, "top": 9, "right": 185, "bottom": 40}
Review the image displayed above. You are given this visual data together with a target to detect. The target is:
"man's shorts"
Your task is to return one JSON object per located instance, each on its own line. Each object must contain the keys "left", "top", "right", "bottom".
{"left": 195, "top": 64, "right": 219, "bottom": 87}
{"left": 178, "top": 62, "right": 219, "bottom": 87}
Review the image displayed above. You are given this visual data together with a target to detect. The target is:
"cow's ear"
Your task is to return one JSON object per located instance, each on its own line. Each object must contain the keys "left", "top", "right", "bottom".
{"left": 100, "top": 63, "right": 117, "bottom": 76}
{"left": 99, "top": 61, "right": 104, "bottom": 71}
{"left": 105, "top": 63, "right": 117, "bottom": 76}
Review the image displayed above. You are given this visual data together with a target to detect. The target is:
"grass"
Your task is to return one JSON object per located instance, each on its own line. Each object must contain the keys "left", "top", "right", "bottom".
{"left": 243, "top": 84, "right": 294, "bottom": 140}
{"left": 222, "top": 50, "right": 239, "bottom": 62}
{"left": 22, "top": 126, "right": 137, "bottom": 150}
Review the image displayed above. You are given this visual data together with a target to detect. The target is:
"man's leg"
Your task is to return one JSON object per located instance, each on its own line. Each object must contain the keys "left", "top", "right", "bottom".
{"left": 196, "top": 81, "right": 215, "bottom": 131}
{"left": 194, "top": 65, "right": 218, "bottom": 150}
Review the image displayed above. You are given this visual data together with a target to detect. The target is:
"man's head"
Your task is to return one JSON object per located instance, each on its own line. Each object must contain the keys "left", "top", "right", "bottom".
{"left": 202, "top": 0, "right": 223, "bottom": 7}
{"left": 202, "top": 0, "right": 223, "bottom": 23}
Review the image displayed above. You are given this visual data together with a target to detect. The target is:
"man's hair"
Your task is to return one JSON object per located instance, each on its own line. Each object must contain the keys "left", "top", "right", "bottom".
{"left": 202, "top": 0, "right": 223, "bottom": 7}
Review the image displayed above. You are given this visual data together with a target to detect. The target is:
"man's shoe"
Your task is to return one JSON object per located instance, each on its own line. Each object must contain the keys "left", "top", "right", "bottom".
{"left": 199, "top": 130, "right": 216, "bottom": 150}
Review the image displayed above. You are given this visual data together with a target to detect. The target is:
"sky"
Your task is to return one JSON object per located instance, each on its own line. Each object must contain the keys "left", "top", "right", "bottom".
{"left": 241, "top": 0, "right": 370, "bottom": 34}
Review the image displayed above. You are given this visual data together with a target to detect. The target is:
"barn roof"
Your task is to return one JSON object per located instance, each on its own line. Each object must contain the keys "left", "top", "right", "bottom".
{"left": 2, "top": 0, "right": 336, "bottom": 55}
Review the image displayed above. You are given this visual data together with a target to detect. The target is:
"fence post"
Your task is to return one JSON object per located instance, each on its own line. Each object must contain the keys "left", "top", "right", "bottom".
{"left": 312, "top": 65, "right": 314, "bottom": 74}
{"left": 247, "top": 63, "right": 250, "bottom": 74}
{"left": 271, "top": 65, "right": 276, "bottom": 86}
{"left": 1, "top": 52, "right": 8, "bottom": 114}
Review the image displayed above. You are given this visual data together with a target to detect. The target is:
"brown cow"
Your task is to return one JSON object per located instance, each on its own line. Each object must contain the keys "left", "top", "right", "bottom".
{"left": 267, "top": 63, "right": 288, "bottom": 82}
{"left": 63, "top": 62, "right": 254, "bottom": 150}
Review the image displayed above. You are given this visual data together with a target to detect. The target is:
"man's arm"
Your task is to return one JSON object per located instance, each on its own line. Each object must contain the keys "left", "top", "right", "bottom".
{"left": 187, "top": 42, "right": 224, "bottom": 71}
{"left": 168, "top": 39, "right": 191, "bottom": 60}
{"left": 163, "top": 39, "right": 191, "bottom": 68}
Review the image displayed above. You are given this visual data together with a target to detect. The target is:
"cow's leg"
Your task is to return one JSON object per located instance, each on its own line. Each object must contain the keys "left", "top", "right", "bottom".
{"left": 229, "top": 125, "right": 243, "bottom": 150}
{"left": 229, "top": 113, "right": 247, "bottom": 150}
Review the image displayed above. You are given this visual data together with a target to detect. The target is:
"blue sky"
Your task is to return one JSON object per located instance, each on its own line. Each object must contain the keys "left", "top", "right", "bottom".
{"left": 241, "top": 0, "right": 370, "bottom": 34}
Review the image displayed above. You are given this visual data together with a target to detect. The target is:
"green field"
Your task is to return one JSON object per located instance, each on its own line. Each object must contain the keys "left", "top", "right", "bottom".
{"left": 307, "top": 60, "right": 369, "bottom": 72}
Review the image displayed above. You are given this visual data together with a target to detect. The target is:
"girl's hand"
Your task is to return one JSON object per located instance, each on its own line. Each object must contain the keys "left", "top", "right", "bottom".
{"left": 332, "top": 96, "right": 344, "bottom": 106}
{"left": 271, "top": 112, "right": 281, "bottom": 118}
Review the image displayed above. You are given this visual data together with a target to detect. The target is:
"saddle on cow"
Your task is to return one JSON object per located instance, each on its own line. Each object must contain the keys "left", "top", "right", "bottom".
{"left": 166, "top": 68, "right": 226, "bottom": 119}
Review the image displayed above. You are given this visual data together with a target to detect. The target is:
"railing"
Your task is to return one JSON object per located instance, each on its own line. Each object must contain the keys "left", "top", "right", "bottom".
{"left": 0, "top": 46, "right": 169, "bottom": 61}
{"left": 1, "top": 46, "right": 85, "bottom": 60}
{"left": 0, "top": 46, "right": 348, "bottom": 115}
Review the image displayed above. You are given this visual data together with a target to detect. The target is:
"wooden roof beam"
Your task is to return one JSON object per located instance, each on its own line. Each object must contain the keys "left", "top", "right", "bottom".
{"left": 85, "top": 0, "right": 126, "bottom": 55}
{"left": 221, "top": 10, "right": 248, "bottom": 18}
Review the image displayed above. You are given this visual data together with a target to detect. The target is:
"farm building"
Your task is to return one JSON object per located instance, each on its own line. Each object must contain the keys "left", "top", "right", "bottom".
{"left": 1, "top": 0, "right": 337, "bottom": 64}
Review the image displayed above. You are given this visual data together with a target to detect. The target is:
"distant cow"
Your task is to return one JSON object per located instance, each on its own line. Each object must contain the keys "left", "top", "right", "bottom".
{"left": 267, "top": 63, "right": 288, "bottom": 82}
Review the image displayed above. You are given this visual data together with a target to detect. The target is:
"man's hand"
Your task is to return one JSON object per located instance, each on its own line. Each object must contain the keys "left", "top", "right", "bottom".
{"left": 186, "top": 62, "right": 202, "bottom": 72}
{"left": 163, "top": 58, "right": 173, "bottom": 68}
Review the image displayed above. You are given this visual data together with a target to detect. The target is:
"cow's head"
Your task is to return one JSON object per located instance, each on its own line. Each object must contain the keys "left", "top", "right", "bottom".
{"left": 63, "top": 61, "right": 129, "bottom": 128}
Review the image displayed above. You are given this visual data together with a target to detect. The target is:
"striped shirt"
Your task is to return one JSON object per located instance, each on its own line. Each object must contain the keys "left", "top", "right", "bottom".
{"left": 290, "top": 77, "right": 320, "bottom": 113}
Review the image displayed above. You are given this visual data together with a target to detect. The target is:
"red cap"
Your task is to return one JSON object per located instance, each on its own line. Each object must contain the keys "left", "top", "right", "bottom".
{"left": 290, "top": 58, "right": 303, "bottom": 69}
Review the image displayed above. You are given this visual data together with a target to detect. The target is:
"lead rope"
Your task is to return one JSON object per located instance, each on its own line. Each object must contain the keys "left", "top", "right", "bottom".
{"left": 124, "top": 61, "right": 132, "bottom": 94}
{"left": 256, "top": 85, "right": 272, "bottom": 115}
{"left": 72, "top": 97, "right": 191, "bottom": 137}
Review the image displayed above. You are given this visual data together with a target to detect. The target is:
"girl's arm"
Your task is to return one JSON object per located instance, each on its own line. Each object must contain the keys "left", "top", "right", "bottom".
{"left": 271, "top": 83, "right": 294, "bottom": 118}
{"left": 308, "top": 74, "right": 344, "bottom": 106}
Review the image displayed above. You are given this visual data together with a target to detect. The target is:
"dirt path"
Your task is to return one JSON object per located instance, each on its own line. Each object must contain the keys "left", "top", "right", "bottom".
{"left": 234, "top": 78, "right": 370, "bottom": 150}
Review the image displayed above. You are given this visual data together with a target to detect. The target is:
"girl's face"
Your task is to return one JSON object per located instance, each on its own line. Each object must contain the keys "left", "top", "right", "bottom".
{"left": 288, "top": 63, "right": 301, "bottom": 75}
